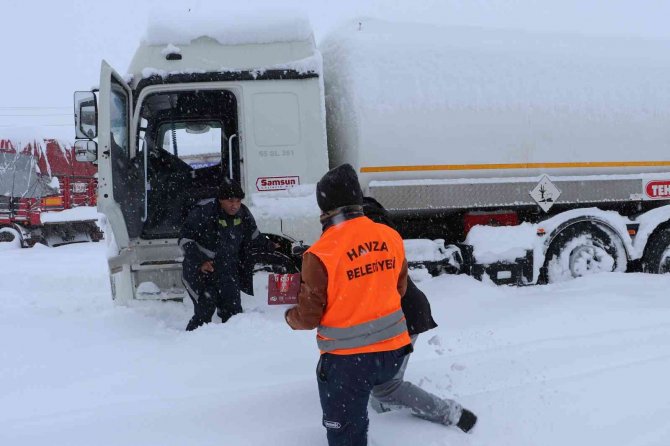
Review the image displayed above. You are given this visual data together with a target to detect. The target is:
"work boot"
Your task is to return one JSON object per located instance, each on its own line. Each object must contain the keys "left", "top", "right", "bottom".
{"left": 186, "top": 316, "right": 206, "bottom": 331}
{"left": 456, "top": 408, "right": 477, "bottom": 433}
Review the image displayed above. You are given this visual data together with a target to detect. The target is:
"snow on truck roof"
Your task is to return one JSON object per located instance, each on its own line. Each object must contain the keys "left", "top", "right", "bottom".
{"left": 143, "top": 12, "right": 313, "bottom": 46}
{"left": 128, "top": 13, "right": 318, "bottom": 80}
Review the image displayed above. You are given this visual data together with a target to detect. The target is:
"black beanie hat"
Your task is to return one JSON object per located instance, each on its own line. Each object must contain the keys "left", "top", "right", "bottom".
{"left": 316, "top": 163, "right": 364, "bottom": 212}
{"left": 218, "top": 178, "right": 245, "bottom": 200}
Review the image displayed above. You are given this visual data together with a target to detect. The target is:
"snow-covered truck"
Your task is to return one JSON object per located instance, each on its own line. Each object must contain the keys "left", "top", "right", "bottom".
{"left": 73, "top": 17, "right": 670, "bottom": 300}
{"left": 0, "top": 139, "right": 102, "bottom": 247}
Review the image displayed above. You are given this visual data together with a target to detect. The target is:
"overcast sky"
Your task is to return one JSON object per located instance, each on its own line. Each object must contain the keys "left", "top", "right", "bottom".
{"left": 2, "top": 0, "right": 669, "bottom": 140}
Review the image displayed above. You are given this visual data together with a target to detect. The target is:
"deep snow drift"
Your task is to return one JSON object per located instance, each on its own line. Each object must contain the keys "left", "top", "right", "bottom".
{"left": 1, "top": 242, "right": 670, "bottom": 445}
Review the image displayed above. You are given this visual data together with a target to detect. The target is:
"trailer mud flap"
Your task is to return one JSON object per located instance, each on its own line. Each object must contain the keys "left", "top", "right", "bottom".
{"left": 460, "top": 245, "right": 534, "bottom": 286}
{"left": 41, "top": 220, "right": 102, "bottom": 247}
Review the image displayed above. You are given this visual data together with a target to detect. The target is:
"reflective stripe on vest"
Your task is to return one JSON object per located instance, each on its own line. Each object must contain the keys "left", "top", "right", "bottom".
{"left": 317, "top": 309, "right": 408, "bottom": 352}
{"left": 308, "top": 216, "right": 410, "bottom": 354}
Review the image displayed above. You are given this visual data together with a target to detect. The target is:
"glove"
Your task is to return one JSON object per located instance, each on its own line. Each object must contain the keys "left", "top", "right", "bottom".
{"left": 456, "top": 408, "right": 477, "bottom": 433}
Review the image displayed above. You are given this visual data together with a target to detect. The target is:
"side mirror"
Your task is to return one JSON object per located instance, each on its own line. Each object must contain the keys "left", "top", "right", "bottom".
{"left": 75, "top": 140, "right": 98, "bottom": 163}
{"left": 74, "top": 91, "right": 98, "bottom": 139}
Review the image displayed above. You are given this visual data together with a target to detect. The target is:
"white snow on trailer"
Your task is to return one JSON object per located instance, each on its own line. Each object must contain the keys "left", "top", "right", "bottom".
{"left": 321, "top": 19, "right": 670, "bottom": 196}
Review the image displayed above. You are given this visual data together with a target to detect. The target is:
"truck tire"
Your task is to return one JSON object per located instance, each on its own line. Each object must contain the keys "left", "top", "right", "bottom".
{"left": 0, "top": 227, "right": 23, "bottom": 249}
{"left": 543, "top": 222, "right": 626, "bottom": 283}
{"left": 642, "top": 227, "right": 670, "bottom": 274}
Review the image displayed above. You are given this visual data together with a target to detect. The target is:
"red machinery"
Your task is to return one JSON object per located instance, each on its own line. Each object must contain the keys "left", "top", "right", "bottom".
{"left": 0, "top": 139, "right": 103, "bottom": 247}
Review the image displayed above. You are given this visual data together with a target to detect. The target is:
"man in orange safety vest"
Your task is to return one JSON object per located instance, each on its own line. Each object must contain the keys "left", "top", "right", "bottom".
{"left": 286, "top": 163, "right": 412, "bottom": 446}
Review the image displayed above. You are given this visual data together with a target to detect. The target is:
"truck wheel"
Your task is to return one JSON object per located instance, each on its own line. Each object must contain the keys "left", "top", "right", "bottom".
{"left": 0, "top": 227, "right": 23, "bottom": 249}
{"left": 543, "top": 222, "right": 626, "bottom": 283}
{"left": 642, "top": 227, "right": 670, "bottom": 274}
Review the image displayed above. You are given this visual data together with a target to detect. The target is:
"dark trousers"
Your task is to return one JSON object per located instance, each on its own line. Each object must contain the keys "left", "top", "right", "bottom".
{"left": 183, "top": 270, "right": 242, "bottom": 331}
{"left": 317, "top": 346, "right": 411, "bottom": 446}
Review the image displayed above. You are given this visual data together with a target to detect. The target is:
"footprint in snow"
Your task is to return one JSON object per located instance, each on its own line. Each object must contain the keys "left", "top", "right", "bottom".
{"left": 428, "top": 334, "right": 445, "bottom": 355}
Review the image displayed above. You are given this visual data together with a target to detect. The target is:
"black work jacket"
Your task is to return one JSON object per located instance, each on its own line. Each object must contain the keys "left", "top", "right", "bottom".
{"left": 179, "top": 200, "right": 272, "bottom": 295}
{"left": 362, "top": 197, "right": 438, "bottom": 335}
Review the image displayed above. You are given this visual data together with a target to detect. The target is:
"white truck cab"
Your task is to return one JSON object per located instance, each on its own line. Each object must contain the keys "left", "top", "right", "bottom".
{"left": 74, "top": 28, "right": 327, "bottom": 301}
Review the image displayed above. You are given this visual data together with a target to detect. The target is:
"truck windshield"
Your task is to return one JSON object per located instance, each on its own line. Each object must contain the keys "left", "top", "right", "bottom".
{"left": 158, "top": 121, "right": 222, "bottom": 169}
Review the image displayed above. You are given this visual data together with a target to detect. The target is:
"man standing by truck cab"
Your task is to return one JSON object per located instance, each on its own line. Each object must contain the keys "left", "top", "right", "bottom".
{"left": 285, "top": 163, "right": 413, "bottom": 446}
{"left": 179, "top": 178, "right": 275, "bottom": 331}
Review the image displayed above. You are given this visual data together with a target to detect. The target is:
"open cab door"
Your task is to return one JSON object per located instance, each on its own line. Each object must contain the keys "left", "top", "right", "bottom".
{"left": 97, "top": 61, "right": 140, "bottom": 250}
{"left": 99, "top": 61, "right": 153, "bottom": 301}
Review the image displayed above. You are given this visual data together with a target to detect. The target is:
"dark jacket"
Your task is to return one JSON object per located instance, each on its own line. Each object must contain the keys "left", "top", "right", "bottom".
{"left": 362, "top": 197, "right": 438, "bottom": 335}
{"left": 179, "top": 200, "right": 273, "bottom": 295}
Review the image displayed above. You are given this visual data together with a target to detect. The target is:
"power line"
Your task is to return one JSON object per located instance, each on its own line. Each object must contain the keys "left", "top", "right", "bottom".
{"left": 0, "top": 106, "right": 70, "bottom": 110}
{"left": 0, "top": 114, "right": 72, "bottom": 117}
{"left": 0, "top": 124, "right": 74, "bottom": 127}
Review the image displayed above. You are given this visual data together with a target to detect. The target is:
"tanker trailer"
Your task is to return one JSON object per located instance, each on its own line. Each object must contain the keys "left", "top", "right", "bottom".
{"left": 320, "top": 19, "right": 670, "bottom": 284}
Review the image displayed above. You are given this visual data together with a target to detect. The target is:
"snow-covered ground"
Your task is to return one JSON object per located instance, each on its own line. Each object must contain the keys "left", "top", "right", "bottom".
{"left": 2, "top": 242, "right": 670, "bottom": 445}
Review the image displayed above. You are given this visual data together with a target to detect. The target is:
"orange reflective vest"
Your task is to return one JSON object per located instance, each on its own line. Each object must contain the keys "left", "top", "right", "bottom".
{"left": 307, "top": 216, "right": 410, "bottom": 355}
